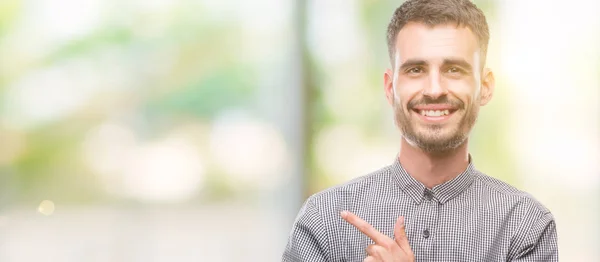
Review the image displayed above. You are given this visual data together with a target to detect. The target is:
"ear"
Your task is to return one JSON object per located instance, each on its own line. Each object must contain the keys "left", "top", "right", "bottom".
{"left": 384, "top": 68, "right": 395, "bottom": 106}
{"left": 480, "top": 68, "right": 495, "bottom": 106}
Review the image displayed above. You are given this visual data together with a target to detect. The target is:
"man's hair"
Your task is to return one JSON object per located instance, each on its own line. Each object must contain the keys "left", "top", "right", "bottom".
{"left": 387, "top": 0, "right": 490, "bottom": 66}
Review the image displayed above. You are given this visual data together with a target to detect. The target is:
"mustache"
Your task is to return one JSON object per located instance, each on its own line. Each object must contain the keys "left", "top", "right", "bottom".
{"left": 407, "top": 96, "right": 464, "bottom": 109}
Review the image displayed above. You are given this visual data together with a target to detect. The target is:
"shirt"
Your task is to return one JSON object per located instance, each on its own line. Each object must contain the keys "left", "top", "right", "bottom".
{"left": 282, "top": 157, "right": 558, "bottom": 261}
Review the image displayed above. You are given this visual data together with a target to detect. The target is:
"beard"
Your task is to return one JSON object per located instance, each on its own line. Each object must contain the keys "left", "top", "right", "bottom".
{"left": 393, "top": 95, "right": 479, "bottom": 154}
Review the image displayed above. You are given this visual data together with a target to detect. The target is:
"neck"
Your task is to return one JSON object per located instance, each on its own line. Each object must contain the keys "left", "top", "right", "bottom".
{"left": 398, "top": 138, "right": 470, "bottom": 189}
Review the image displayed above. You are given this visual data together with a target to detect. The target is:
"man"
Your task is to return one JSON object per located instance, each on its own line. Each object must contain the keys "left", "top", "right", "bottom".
{"left": 282, "top": 0, "right": 558, "bottom": 261}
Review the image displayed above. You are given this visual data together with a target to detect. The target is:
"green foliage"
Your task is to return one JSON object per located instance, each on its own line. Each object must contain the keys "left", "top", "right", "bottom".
{"left": 43, "top": 27, "right": 134, "bottom": 64}
{"left": 144, "top": 65, "right": 256, "bottom": 119}
{"left": 0, "top": 0, "right": 20, "bottom": 36}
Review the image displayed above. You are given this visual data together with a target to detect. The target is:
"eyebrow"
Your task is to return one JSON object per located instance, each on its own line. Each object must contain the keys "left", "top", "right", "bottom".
{"left": 398, "top": 59, "right": 427, "bottom": 71}
{"left": 443, "top": 58, "right": 473, "bottom": 71}
{"left": 398, "top": 58, "right": 473, "bottom": 72}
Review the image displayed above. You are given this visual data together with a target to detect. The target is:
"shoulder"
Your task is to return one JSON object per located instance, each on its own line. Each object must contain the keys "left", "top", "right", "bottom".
{"left": 306, "top": 164, "right": 394, "bottom": 210}
{"left": 471, "top": 171, "right": 561, "bottom": 259}
{"left": 472, "top": 170, "right": 552, "bottom": 216}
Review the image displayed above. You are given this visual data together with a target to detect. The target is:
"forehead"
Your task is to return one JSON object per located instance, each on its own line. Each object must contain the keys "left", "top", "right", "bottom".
{"left": 395, "top": 22, "right": 480, "bottom": 64}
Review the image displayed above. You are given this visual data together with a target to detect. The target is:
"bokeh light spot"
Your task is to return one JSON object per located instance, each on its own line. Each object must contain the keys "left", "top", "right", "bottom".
{"left": 37, "top": 200, "right": 55, "bottom": 216}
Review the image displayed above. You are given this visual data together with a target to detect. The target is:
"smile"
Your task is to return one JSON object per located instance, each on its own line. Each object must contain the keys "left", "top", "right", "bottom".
{"left": 418, "top": 110, "right": 450, "bottom": 117}
{"left": 411, "top": 105, "right": 459, "bottom": 123}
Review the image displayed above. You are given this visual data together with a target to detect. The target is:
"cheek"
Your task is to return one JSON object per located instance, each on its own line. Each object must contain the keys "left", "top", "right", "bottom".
{"left": 397, "top": 76, "right": 426, "bottom": 92}
{"left": 395, "top": 78, "right": 425, "bottom": 107}
{"left": 446, "top": 80, "right": 478, "bottom": 106}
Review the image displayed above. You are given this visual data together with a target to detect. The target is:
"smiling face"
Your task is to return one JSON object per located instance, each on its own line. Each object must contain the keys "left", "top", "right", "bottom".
{"left": 384, "top": 22, "right": 495, "bottom": 153}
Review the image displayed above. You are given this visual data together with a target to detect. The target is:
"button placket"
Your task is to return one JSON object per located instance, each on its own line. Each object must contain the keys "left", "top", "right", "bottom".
{"left": 420, "top": 190, "right": 435, "bottom": 241}
{"left": 411, "top": 188, "right": 439, "bottom": 259}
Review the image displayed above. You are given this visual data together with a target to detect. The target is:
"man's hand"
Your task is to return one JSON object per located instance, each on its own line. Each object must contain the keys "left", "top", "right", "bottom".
{"left": 341, "top": 211, "right": 415, "bottom": 262}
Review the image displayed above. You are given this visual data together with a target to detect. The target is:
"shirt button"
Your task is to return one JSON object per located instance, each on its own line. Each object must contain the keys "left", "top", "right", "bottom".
{"left": 424, "top": 190, "right": 434, "bottom": 201}
{"left": 423, "top": 229, "right": 430, "bottom": 239}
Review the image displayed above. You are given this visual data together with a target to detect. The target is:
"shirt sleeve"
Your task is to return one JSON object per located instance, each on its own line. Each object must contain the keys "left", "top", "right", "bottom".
{"left": 282, "top": 196, "right": 330, "bottom": 262}
{"left": 510, "top": 212, "right": 559, "bottom": 261}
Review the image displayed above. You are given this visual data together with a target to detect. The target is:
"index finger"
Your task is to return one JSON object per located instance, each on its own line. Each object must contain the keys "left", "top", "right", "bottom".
{"left": 341, "top": 211, "right": 392, "bottom": 245}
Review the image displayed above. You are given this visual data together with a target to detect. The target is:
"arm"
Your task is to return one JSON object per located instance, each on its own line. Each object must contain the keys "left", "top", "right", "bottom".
{"left": 510, "top": 212, "right": 559, "bottom": 261}
{"left": 282, "top": 197, "right": 330, "bottom": 262}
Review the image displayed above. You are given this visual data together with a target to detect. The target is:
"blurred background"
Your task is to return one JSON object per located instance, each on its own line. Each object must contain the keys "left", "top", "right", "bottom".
{"left": 0, "top": 0, "right": 598, "bottom": 261}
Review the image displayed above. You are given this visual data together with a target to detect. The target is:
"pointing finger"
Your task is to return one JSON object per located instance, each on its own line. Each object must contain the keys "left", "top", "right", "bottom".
{"left": 367, "top": 244, "right": 394, "bottom": 261}
{"left": 363, "top": 256, "right": 378, "bottom": 262}
{"left": 394, "top": 216, "right": 413, "bottom": 255}
{"left": 341, "top": 211, "right": 392, "bottom": 245}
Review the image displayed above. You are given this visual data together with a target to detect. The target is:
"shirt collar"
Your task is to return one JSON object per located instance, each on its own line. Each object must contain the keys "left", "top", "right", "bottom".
{"left": 389, "top": 155, "right": 477, "bottom": 205}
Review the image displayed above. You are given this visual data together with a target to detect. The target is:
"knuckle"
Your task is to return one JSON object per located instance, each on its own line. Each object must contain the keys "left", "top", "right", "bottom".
{"left": 381, "top": 241, "right": 394, "bottom": 250}
{"left": 358, "top": 225, "right": 369, "bottom": 233}
{"left": 365, "top": 244, "right": 375, "bottom": 254}
{"left": 358, "top": 222, "right": 367, "bottom": 230}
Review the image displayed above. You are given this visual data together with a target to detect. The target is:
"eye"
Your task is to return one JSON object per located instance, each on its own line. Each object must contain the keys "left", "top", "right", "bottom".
{"left": 407, "top": 67, "right": 423, "bottom": 74}
{"left": 446, "top": 67, "right": 462, "bottom": 74}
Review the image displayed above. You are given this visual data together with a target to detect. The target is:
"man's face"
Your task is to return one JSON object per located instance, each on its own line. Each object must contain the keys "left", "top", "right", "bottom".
{"left": 384, "top": 22, "right": 494, "bottom": 153}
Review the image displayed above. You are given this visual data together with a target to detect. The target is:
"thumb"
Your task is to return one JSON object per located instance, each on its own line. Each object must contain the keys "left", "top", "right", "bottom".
{"left": 394, "top": 216, "right": 411, "bottom": 253}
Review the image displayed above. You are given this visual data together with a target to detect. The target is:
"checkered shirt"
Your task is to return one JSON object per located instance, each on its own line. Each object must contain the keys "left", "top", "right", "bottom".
{"left": 282, "top": 157, "right": 558, "bottom": 261}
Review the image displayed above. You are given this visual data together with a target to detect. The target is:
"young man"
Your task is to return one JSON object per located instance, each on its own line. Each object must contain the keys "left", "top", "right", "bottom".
{"left": 282, "top": 0, "right": 558, "bottom": 261}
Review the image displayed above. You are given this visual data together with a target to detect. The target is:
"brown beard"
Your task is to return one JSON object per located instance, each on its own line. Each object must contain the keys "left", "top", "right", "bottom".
{"left": 393, "top": 96, "right": 479, "bottom": 153}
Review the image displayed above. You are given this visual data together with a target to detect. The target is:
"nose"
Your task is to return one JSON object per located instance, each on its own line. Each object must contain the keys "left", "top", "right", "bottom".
{"left": 422, "top": 70, "right": 447, "bottom": 99}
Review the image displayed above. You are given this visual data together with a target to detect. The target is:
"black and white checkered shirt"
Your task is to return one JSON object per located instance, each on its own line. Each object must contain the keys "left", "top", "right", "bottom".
{"left": 282, "top": 157, "right": 558, "bottom": 261}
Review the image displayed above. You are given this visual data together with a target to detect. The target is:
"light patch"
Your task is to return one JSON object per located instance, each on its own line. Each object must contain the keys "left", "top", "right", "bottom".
{"left": 472, "top": 50, "right": 482, "bottom": 98}
{"left": 37, "top": 200, "right": 55, "bottom": 216}
{"left": 392, "top": 52, "right": 403, "bottom": 101}
{"left": 209, "top": 112, "right": 290, "bottom": 189}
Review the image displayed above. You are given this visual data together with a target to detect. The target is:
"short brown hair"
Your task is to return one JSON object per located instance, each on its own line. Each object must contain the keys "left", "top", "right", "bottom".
{"left": 387, "top": 0, "right": 490, "bottom": 66}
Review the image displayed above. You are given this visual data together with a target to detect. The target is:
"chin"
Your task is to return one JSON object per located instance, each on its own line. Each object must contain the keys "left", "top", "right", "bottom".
{"left": 415, "top": 125, "right": 458, "bottom": 139}
{"left": 411, "top": 129, "right": 467, "bottom": 152}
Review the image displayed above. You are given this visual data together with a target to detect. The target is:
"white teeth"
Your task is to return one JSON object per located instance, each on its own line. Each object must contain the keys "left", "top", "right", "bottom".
{"left": 419, "top": 110, "right": 450, "bottom": 117}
